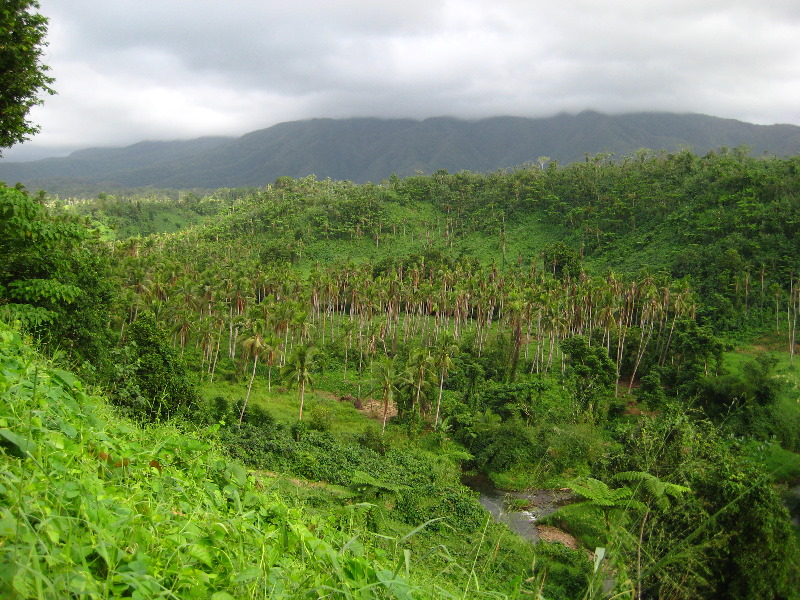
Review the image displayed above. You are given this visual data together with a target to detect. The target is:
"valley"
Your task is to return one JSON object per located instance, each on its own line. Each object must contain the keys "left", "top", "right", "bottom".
{"left": 3, "top": 147, "right": 800, "bottom": 598}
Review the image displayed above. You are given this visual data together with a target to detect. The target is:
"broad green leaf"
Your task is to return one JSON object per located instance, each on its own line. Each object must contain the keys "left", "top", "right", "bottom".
{"left": 51, "top": 368, "right": 79, "bottom": 390}
{"left": 376, "top": 569, "right": 414, "bottom": 600}
{"left": 227, "top": 462, "right": 248, "bottom": 487}
{"left": 0, "top": 428, "right": 36, "bottom": 458}
{"left": 0, "top": 510, "right": 17, "bottom": 537}
{"left": 233, "top": 565, "right": 261, "bottom": 583}
{"left": 188, "top": 543, "right": 214, "bottom": 567}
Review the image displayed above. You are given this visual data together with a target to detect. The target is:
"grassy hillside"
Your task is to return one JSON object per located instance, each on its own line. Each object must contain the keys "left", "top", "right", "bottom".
{"left": 2, "top": 322, "right": 600, "bottom": 599}
{"left": 0, "top": 325, "right": 438, "bottom": 597}
{"left": 0, "top": 323, "right": 416, "bottom": 597}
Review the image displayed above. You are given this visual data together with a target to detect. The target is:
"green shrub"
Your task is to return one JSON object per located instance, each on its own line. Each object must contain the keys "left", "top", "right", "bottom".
{"left": 110, "top": 313, "right": 199, "bottom": 421}
{"left": 307, "top": 402, "right": 334, "bottom": 432}
{"left": 358, "top": 423, "right": 388, "bottom": 454}
{"left": 535, "top": 542, "right": 592, "bottom": 600}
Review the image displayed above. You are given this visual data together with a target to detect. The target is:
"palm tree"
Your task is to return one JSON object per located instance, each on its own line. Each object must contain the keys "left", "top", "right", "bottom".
{"left": 261, "top": 333, "right": 281, "bottom": 392}
{"left": 432, "top": 335, "right": 458, "bottom": 429}
{"left": 281, "top": 345, "right": 316, "bottom": 420}
{"left": 372, "top": 356, "right": 400, "bottom": 433}
{"left": 403, "top": 347, "right": 434, "bottom": 419}
{"left": 238, "top": 319, "right": 270, "bottom": 425}
{"left": 272, "top": 301, "right": 294, "bottom": 364}
{"left": 342, "top": 320, "right": 355, "bottom": 382}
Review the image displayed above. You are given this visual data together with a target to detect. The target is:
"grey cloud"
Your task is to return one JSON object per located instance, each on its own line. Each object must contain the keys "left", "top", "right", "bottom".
{"left": 4, "top": 0, "right": 799, "bottom": 159}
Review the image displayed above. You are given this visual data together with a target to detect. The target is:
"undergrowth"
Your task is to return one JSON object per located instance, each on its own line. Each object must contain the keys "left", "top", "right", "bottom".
{"left": 0, "top": 324, "right": 458, "bottom": 598}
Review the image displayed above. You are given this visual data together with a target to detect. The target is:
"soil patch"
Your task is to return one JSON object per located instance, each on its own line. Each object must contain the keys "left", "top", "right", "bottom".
{"left": 536, "top": 525, "right": 579, "bottom": 549}
{"left": 353, "top": 398, "right": 397, "bottom": 420}
{"left": 623, "top": 400, "right": 656, "bottom": 417}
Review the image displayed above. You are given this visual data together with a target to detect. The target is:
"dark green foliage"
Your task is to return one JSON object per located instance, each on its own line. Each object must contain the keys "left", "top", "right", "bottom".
{"left": 545, "top": 423, "right": 609, "bottom": 476}
{"left": 0, "top": 186, "right": 115, "bottom": 367}
{"left": 473, "top": 417, "right": 541, "bottom": 472}
{"left": 219, "top": 419, "right": 487, "bottom": 532}
{"left": 474, "top": 377, "right": 573, "bottom": 423}
{"left": 111, "top": 313, "right": 199, "bottom": 420}
{"left": 470, "top": 333, "right": 513, "bottom": 383}
{"left": 0, "top": 0, "right": 54, "bottom": 152}
{"left": 357, "top": 423, "right": 389, "bottom": 454}
{"left": 225, "top": 397, "right": 275, "bottom": 429}
{"left": 663, "top": 320, "right": 728, "bottom": 384}
{"left": 306, "top": 402, "right": 334, "bottom": 432}
{"left": 259, "top": 239, "right": 300, "bottom": 264}
{"left": 699, "top": 468, "right": 800, "bottom": 600}
{"left": 446, "top": 347, "right": 485, "bottom": 407}
{"left": 371, "top": 247, "right": 465, "bottom": 279}
{"left": 702, "top": 353, "right": 779, "bottom": 410}
{"left": 205, "top": 394, "right": 232, "bottom": 424}
{"left": 697, "top": 353, "right": 783, "bottom": 439}
{"left": 561, "top": 335, "right": 617, "bottom": 419}
{"left": 541, "top": 241, "right": 581, "bottom": 279}
{"left": 534, "top": 542, "right": 592, "bottom": 600}
{"left": 635, "top": 369, "right": 667, "bottom": 407}
{"left": 607, "top": 406, "right": 800, "bottom": 600}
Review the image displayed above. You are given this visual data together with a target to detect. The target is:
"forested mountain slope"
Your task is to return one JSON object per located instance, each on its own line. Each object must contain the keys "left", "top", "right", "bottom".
{"left": 3, "top": 112, "right": 800, "bottom": 195}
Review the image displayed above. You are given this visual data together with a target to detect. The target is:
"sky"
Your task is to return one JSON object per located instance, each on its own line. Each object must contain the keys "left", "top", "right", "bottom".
{"left": 5, "top": 0, "right": 800, "bottom": 160}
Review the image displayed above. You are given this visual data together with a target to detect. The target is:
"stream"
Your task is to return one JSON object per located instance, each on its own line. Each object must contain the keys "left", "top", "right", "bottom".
{"left": 788, "top": 482, "right": 800, "bottom": 527}
{"left": 465, "top": 476, "right": 800, "bottom": 541}
{"left": 462, "top": 474, "right": 575, "bottom": 542}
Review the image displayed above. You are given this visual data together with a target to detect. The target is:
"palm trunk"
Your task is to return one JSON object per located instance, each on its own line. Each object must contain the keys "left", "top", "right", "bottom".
{"left": 239, "top": 354, "right": 258, "bottom": 425}
{"left": 209, "top": 322, "right": 224, "bottom": 383}
{"left": 382, "top": 395, "right": 390, "bottom": 434}
{"left": 434, "top": 372, "right": 445, "bottom": 429}
{"left": 298, "top": 380, "right": 306, "bottom": 420}
{"left": 628, "top": 323, "right": 653, "bottom": 390}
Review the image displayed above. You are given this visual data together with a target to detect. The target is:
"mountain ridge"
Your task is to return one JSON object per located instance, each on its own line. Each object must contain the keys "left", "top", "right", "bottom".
{"left": 2, "top": 111, "right": 800, "bottom": 195}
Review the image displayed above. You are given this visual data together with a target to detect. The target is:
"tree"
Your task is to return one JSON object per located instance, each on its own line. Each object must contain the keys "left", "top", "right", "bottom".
{"left": 541, "top": 242, "right": 581, "bottom": 279}
{"left": 281, "top": 345, "right": 316, "bottom": 420}
{"left": 432, "top": 335, "right": 458, "bottom": 429}
{"left": 614, "top": 405, "right": 800, "bottom": 599}
{"left": 238, "top": 320, "right": 269, "bottom": 425}
{"left": 561, "top": 335, "right": 616, "bottom": 419}
{"left": 113, "top": 313, "right": 199, "bottom": 421}
{"left": 401, "top": 347, "right": 434, "bottom": 419}
{"left": 371, "top": 356, "right": 400, "bottom": 433}
{"left": 0, "top": 1, "right": 55, "bottom": 153}
{"left": 0, "top": 186, "right": 115, "bottom": 366}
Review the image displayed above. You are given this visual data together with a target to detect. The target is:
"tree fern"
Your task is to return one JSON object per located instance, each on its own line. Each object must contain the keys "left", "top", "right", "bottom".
{"left": 612, "top": 471, "right": 690, "bottom": 511}
{"left": 350, "top": 470, "right": 408, "bottom": 501}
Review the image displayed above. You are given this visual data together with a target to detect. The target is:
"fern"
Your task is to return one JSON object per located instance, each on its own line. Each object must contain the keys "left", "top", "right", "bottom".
{"left": 569, "top": 477, "right": 646, "bottom": 512}
{"left": 350, "top": 470, "right": 408, "bottom": 500}
{"left": 612, "top": 471, "right": 690, "bottom": 511}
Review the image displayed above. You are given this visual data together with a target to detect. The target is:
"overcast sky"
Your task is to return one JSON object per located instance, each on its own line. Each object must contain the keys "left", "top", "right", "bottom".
{"left": 5, "top": 0, "right": 800, "bottom": 160}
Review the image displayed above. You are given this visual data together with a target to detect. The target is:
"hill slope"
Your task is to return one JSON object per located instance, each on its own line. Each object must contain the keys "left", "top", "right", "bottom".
{"left": 0, "top": 323, "right": 448, "bottom": 598}
{"left": 2, "top": 112, "right": 800, "bottom": 194}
